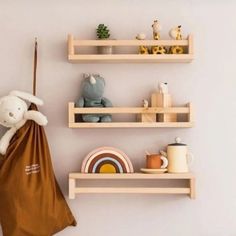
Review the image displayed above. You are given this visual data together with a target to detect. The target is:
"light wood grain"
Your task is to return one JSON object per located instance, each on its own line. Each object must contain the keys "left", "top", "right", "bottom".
{"left": 68, "top": 122, "right": 193, "bottom": 128}
{"left": 69, "top": 173, "right": 195, "bottom": 199}
{"left": 68, "top": 54, "right": 193, "bottom": 63}
{"left": 137, "top": 113, "right": 157, "bottom": 122}
{"left": 69, "top": 104, "right": 190, "bottom": 114}
{"left": 68, "top": 102, "right": 75, "bottom": 123}
{"left": 69, "top": 173, "right": 194, "bottom": 179}
{"left": 187, "top": 103, "right": 194, "bottom": 123}
{"left": 154, "top": 93, "right": 177, "bottom": 122}
{"left": 68, "top": 34, "right": 74, "bottom": 56}
{"left": 69, "top": 178, "right": 76, "bottom": 199}
{"left": 73, "top": 187, "right": 191, "bottom": 194}
{"left": 188, "top": 34, "right": 194, "bottom": 55}
{"left": 67, "top": 34, "right": 194, "bottom": 63}
{"left": 72, "top": 39, "right": 189, "bottom": 47}
{"left": 190, "top": 178, "right": 196, "bottom": 199}
{"left": 68, "top": 103, "right": 193, "bottom": 128}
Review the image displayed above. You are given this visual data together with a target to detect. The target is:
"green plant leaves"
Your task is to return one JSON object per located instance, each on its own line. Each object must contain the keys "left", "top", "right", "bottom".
{"left": 96, "top": 24, "right": 110, "bottom": 39}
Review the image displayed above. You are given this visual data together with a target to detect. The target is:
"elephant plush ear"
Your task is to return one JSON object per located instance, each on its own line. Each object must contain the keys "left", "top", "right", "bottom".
{"left": 9, "top": 91, "right": 43, "bottom": 106}
{"left": 94, "top": 74, "right": 105, "bottom": 86}
{"left": 83, "top": 73, "right": 90, "bottom": 79}
{"left": 101, "top": 77, "right": 105, "bottom": 85}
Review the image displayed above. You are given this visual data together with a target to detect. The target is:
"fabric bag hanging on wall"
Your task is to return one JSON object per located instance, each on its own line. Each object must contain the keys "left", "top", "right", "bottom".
{"left": 0, "top": 104, "right": 77, "bottom": 236}
{"left": 0, "top": 40, "right": 76, "bottom": 235}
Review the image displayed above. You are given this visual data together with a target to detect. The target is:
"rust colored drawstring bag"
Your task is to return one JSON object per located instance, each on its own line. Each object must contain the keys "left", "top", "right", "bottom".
{"left": 0, "top": 40, "right": 77, "bottom": 235}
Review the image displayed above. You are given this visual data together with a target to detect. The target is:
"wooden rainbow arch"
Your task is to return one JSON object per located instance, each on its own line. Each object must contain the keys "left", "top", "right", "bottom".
{"left": 81, "top": 147, "right": 134, "bottom": 173}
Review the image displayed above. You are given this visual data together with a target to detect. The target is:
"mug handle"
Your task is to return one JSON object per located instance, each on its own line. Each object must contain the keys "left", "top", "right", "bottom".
{"left": 160, "top": 156, "right": 168, "bottom": 169}
{"left": 187, "top": 152, "right": 194, "bottom": 165}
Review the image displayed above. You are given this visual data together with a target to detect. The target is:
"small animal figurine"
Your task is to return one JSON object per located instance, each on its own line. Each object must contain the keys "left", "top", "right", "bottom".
{"left": 151, "top": 20, "right": 167, "bottom": 54}
{"left": 169, "top": 25, "right": 184, "bottom": 54}
{"left": 0, "top": 91, "right": 48, "bottom": 155}
{"left": 136, "top": 33, "right": 149, "bottom": 54}
{"left": 143, "top": 99, "right": 149, "bottom": 108}
{"left": 158, "top": 82, "right": 168, "bottom": 94}
{"left": 76, "top": 73, "right": 112, "bottom": 122}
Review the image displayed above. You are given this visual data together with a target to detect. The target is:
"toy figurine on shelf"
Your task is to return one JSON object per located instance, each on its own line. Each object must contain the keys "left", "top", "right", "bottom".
{"left": 136, "top": 33, "right": 149, "bottom": 54}
{"left": 158, "top": 82, "right": 168, "bottom": 94}
{"left": 151, "top": 82, "right": 177, "bottom": 122}
{"left": 169, "top": 25, "right": 184, "bottom": 54}
{"left": 151, "top": 20, "right": 167, "bottom": 54}
{"left": 137, "top": 99, "right": 156, "bottom": 123}
{"left": 143, "top": 99, "right": 149, "bottom": 109}
{"left": 75, "top": 73, "right": 113, "bottom": 123}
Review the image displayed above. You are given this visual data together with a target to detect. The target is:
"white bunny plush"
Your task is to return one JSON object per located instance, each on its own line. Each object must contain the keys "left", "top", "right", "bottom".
{"left": 0, "top": 90, "right": 48, "bottom": 155}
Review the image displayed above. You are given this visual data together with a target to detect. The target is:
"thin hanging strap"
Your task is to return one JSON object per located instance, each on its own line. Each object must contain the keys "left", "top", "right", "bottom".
{"left": 33, "top": 38, "right": 38, "bottom": 96}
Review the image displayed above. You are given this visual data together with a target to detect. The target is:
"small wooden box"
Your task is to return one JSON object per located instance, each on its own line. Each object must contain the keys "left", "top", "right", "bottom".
{"left": 151, "top": 93, "right": 177, "bottom": 122}
{"left": 137, "top": 113, "right": 156, "bottom": 123}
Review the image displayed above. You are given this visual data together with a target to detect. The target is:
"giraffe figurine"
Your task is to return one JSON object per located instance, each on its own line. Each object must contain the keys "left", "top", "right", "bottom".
{"left": 136, "top": 33, "right": 149, "bottom": 54}
{"left": 169, "top": 25, "right": 184, "bottom": 54}
{"left": 151, "top": 20, "right": 167, "bottom": 54}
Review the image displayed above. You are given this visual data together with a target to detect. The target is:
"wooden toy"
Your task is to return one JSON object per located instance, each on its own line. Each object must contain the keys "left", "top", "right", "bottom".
{"left": 136, "top": 33, "right": 149, "bottom": 54}
{"left": 137, "top": 113, "right": 156, "bottom": 123}
{"left": 81, "top": 147, "right": 134, "bottom": 173}
{"left": 169, "top": 25, "right": 184, "bottom": 54}
{"left": 151, "top": 82, "right": 177, "bottom": 122}
{"left": 137, "top": 99, "right": 156, "bottom": 122}
{"left": 151, "top": 20, "right": 167, "bottom": 54}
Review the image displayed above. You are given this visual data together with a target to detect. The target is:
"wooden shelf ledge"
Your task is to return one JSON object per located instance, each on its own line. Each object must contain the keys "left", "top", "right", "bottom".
{"left": 68, "top": 54, "right": 193, "bottom": 63}
{"left": 67, "top": 34, "right": 194, "bottom": 63}
{"left": 69, "top": 122, "right": 193, "bottom": 128}
{"left": 69, "top": 173, "right": 194, "bottom": 179}
{"left": 68, "top": 103, "right": 194, "bottom": 128}
{"left": 69, "top": 173, "right": 196, "bottom": 199}
{"left": 73, "top": 187, "right": 190, "bottom": 194}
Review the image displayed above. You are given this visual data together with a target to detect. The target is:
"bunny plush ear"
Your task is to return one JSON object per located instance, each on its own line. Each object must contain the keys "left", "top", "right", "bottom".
{"left": 9, "top": 90, "right": 44, "bottom": 106}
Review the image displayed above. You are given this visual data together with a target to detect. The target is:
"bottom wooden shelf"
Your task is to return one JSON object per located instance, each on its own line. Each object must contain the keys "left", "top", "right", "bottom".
{"left": 69, "top": 173, "right": 195, "bottom": 199}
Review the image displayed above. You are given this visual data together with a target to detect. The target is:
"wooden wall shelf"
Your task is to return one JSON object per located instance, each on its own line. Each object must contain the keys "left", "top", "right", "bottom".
{"left": 67, "top": 34, "right": 194, "bottom": 63}
{"left": 69, "top": 173, "right": 196, "bottom": 199}
{"left": 68, "top": 102, "right": 194, "bottom": 128}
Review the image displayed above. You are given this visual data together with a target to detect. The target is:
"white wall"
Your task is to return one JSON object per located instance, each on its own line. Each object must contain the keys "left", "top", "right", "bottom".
{"left": 0, "top": 0, "right": 236, "bottom": 235}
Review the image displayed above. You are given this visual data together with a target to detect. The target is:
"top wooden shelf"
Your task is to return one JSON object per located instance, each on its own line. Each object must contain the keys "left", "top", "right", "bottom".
{"left": 67, "top": 34, "right": 194, "bottom": 63}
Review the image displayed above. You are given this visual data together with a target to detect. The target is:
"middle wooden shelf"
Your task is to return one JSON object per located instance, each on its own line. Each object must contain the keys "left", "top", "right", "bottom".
{"left": 68, "top": 102, "right": 194, "bottom": 128}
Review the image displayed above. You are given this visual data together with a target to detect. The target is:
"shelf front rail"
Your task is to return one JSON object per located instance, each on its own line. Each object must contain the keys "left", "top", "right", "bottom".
{"left": 67, "top": 34, "right": 194, "bottom": 63}
{"left": 69, "top": 173, "right": 196, "bottom": 199}
{"left": 68, "top": 102, "right": 194, "bottom": 128}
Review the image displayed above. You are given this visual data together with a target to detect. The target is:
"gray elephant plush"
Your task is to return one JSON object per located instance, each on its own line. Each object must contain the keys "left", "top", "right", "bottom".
{"left": 75, "top": 73, "right": 112, "bottom": 122}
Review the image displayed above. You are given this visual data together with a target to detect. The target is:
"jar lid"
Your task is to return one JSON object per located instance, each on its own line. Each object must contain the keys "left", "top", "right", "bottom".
{"left": 168, "top": 137, "right": 187, "bottom": 146}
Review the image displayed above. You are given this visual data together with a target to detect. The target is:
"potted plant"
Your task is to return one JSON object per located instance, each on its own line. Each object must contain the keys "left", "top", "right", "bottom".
{"left": 96, "top": 24, "right": 113, "bottom": 54}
